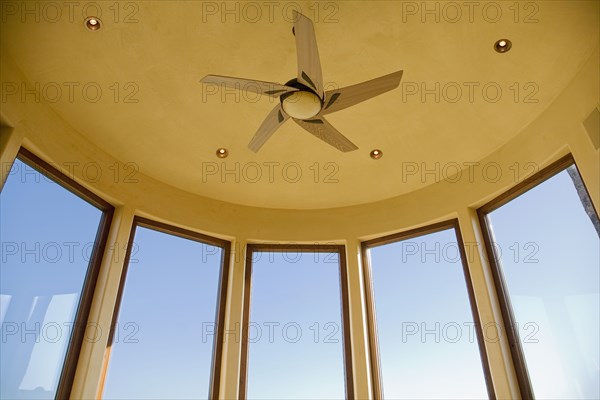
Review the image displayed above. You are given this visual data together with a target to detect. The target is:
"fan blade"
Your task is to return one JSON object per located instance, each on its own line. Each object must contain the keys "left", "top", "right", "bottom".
{"left": 248, "top": 104, "right": 290, "bottom": 152}
{"left": 200, "top": 75, "right": 298, "bottom": 98}
{"left": 293, "top": 11, "right": 324, "bottom": 97}
{"left": 321, "top": 70, "right": 403, "bottom": 115}
{"left": 294, "top": 117, "right": 358, "bottom": 152}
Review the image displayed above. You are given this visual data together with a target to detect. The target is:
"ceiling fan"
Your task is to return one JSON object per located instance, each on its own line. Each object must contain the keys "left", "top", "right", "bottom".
{"left": 200, "top": 11, "right": 403, "bottom": 153}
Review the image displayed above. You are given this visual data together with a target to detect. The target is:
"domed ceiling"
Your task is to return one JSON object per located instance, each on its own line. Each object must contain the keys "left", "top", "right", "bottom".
{"left": 1, "top": 1, "right": 598, "bottom": 209}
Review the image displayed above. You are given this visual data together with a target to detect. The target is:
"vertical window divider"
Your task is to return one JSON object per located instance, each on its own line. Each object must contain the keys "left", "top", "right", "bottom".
{"left": 452, "top": 219, "right": 496, "bottom": 400}
{"left": 238, "top": 244, "right": 254, "bottom": 400}
{"left": 360, "top": 243, "right": 383, "bottom": 400}
{"left": 96, "top": 219, "right": 138, "bottom": 399}
{"left": 212, "top": 239, "right": 232, "bottom": 400}
{"left": 337, "top": 245, "right": 355, "bottom": 400}
{"left": 476, "top": 209, "right": 534, "bottom": 400}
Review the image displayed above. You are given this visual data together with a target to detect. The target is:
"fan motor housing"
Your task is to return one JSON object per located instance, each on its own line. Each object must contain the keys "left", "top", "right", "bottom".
{"left": 280, "top": 79, "right": 323, "bottom": 120}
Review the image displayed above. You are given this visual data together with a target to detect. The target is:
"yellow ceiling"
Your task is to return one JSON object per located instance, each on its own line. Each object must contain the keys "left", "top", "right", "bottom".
{"left": 1, "top": 1, "right": 598, "bottom": 209}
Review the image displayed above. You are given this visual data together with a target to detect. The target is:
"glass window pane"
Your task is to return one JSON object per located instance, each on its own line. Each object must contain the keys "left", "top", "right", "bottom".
{"left": 245, "top": 249, "right": 347, "bottom": 399}
{"left": 368, "top": 228, "right": 489, "bottom": 399}
{"left": 486, "top": 166, "right": 599, "bottom": 399}
{"left": 102, "top": 225, "right": 225, "bottom": 399}
{"left": 1, "top": 159, "right": 104, "bottom": 399}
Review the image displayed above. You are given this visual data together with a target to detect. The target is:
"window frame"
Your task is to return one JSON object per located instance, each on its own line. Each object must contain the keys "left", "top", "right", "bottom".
{"left": 239, "top": 244, "right": 354, "bottom": 400}
{"left": 3, "top": 147, "right": 115, "bottom": 399}
{"left": 97, "top": 216, "right": 232, "bottom": 399}
{"left": 361, "top": 219, "right": 495, "bottom": 399}
{"left": 476, "top": 154, "right": 599, "bottom": 399}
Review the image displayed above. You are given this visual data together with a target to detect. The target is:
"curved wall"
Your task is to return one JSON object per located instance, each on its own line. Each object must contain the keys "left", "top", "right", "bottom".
{"left": 1, "top": 44, "right": 598, "bottom": 399}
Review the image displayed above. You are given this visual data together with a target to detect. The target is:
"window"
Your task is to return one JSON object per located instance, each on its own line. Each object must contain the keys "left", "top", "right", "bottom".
{"left": 362, "top": 221, "right": 492, "bottom": 399}
{"left": 240, "top": 245, "right": 353, "bottom": 399}
{"left": 479, "top": 155, "right": 599, "bottom": 399}
{"left": 0, "top": 148, "right": 113, "bottom": 399}
{"left": 100, "top": 218, "right": 230, "bottom": 399}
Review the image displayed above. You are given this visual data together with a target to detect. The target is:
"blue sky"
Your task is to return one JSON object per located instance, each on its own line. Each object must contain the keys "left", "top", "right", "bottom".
{"left": 245, "top": 250, "right": 346, "bottom": 399}
{"left": 102, "top": 227, "right": 223, "bottom": 399}
{"left": 1, "top": 160, "right": 102, "bottom": 399}
{"left": 488, "top": 169, "right": 599, "bottom": 399}
{"left": 369, "top": 228, "right": 489, "bottom": 399}
{"left": 1, "top": 159, "right": 598, "bottom": 399}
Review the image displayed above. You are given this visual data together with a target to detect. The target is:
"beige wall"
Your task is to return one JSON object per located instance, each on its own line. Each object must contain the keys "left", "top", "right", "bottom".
{"left": 0, "top": 43, "right": 598, "bottom": 399}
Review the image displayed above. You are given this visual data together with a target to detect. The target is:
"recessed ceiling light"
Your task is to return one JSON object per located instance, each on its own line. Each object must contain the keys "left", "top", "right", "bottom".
{"left": 216, "top": 148, "right": 229, "bottom": 158}
{"left": 84, "top": 17, "right": 101, "bottom": 31}
{"left": 370, "top": 149, "right": 383, "bottom": 159}
{"left": 494, "top": 38, "right": 512, "bottom": 53}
